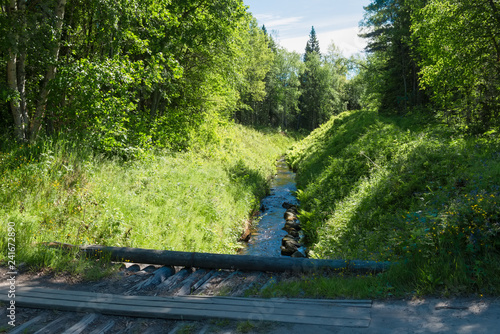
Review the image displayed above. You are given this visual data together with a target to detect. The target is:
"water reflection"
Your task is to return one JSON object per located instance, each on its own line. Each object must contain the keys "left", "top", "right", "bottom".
{"left": 240, "top": 159, "right": 299, "bottom": 257}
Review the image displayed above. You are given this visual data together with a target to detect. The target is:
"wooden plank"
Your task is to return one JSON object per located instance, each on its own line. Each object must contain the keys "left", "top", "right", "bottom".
{"left": 285, "top": 298, "right": 372, "bottom": 304}
{"left": 6, "top": 287, "right": 370, "bottom": 322}
{"left": 260, "top": 277, "right": 277, "bottom": 292}
{"left": 173, "top": 269, "right": 210, "bottom": 296}
{"left": 173, "top": 294, "right": 372, "bottom": 309}
{"left": 9, "top": 315, "right": 44, "bottom": 334}
{"left": 7, "top": 295, "right": 370, "bottom": 327}
{"left": 181, "top": 285, "right": 373, "bottom": 306}
{"left": 283, "top": 298, "right": 372, "bottom": 308}
{"left": 61, "top": 313, "right": 99, "bottom": 334}
{"left": 191, "top": 270, "right": 224, "bottom": 295}
{"left": 156, "top": 267, "right": 193, "bottom": 291}
{"left": 88, "top": 320, "right": 116, "bottom": 334}
{"left": 14, "top": 286, "right": 368, "bottom": 313}
{"left": 191, "top": 270, "right": 216, "bottom": 292}
{"left": 11, "top": 286, "right": 371, "bottom": 312}
{"left": 211, "top": 270, "right": 240, "bottom": 295}
{"left": 188, "top": 296, "right": 372, "bottom": 309}
{"left": 132, "top": 266, "right": 176, "bottom": 291}
{"left": 197, "top": 324, "right": 210, "bottom": 334}
{"left": 231, "top": 272, "right": 263, "bottom": 296}
{"left": 33, "top": 315, "right": 71, "bottom": 334}
{"left": 13, "top": 289, "right": 369, "bottom": 320}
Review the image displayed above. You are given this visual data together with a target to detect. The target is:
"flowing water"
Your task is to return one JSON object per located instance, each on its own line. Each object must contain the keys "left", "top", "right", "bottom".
{"left": 240, "top": 159, "right": 300, "bottom": 257}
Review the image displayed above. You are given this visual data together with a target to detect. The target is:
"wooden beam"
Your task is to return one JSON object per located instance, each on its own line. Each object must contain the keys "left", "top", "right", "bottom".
{"left": 45, "top": 243, "right": 392, "bottom": 273}
{"left": 1, "top": 287, "right": 371, "bottom": 328}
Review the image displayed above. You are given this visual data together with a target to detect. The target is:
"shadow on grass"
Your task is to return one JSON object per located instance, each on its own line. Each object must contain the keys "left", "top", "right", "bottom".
{"left": 226, "top": 158, "right": 269, "bottom": 205}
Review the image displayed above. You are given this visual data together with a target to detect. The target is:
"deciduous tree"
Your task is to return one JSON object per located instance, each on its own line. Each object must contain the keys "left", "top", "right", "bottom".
{"left": 413, "top": 0, "right": 500, "bottom": 131}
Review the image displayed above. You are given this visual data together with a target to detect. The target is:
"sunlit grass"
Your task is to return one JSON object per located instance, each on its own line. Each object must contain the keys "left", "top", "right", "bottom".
{"left": 0, "top": 123, "right": 295, "bottom": 277}
{"left": 287, "top": 109, "right": 500, "bottom": 296}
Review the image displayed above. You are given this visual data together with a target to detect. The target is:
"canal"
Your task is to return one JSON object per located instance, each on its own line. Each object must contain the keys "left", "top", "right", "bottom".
{"left": 240, "top": 158, "right": 301, "bottom": 257}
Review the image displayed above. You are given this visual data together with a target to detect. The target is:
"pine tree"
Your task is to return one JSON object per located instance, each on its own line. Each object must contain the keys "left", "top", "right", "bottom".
{"left": 261, "top": 24, "right": 268, "bottom": 36}
{"left": 304, "top": 26, "right": 320, "bottom": 61}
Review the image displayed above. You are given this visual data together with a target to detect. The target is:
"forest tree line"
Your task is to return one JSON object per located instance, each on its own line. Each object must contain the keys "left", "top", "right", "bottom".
{"left": 2, "top": 0, "right": 499, "bottom": 155}
{"left": 0, "top": 0, "right": 273, "bottom": 153}
{"left": 359, "top": 0, "right": 500, "bottom": 133}
{"left": 0, "top": 0, "right": 361, "bottom": 155}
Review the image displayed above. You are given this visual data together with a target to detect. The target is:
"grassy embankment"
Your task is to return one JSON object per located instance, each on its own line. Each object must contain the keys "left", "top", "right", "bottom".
{"left": 0, "top": 124, "right": 295, "bottom": 278}
{"left": 260, "top": 109, "right": 500, "bottom": 298}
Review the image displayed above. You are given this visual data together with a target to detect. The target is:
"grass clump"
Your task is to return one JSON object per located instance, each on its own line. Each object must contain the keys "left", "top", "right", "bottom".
{"left": 287, "top": 109, "right": 500, "bottom": 296}
{"left": 259, "top": 272, "right": 394, "bottom": 300}
{"left": 0, "top": 123, "right": 294, "bottom": 278}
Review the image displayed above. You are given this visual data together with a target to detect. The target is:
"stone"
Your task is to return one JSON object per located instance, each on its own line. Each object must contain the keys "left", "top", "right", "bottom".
{"left": 285, "top": 233, "right": 300, "bottom": 241}
{"left": 281, "top": 234, "right": 300, "bottom": 256}
{"left": 287, "top": 229, "right": 300, "bottom": 238}
{"left": 280, "top": 245, "right": 297, "bottom": 256}
{"left": 284, "top": 221, "right": 301, "bottom": 231}
{"left": 291, "top": 251, "right": 306, "bottom": 258}
{"left": 284, "top": 211, "right": 297, "bottom": 221}
{"left": 282, "top": 236, "right": 301, "bottom": 248}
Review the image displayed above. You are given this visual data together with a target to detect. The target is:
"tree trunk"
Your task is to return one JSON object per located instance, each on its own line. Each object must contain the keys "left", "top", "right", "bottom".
{"left": 17, "top": 0, "right": 28, "bottom": 133}
{"left": 7, "top": 0, "right": 27, "bottom": 141}
{"left": 45, "top": 243, "right": 393, "bottom": 273}
{"left": 31, "top": 0, "right": 67, "bottom": 140}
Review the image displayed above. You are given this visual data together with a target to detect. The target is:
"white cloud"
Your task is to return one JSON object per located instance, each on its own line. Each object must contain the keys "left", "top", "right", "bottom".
{"left": 254, "top": 13, "right": 276, "bottom": 21}
{"left": 266, "top": 16, "right": 303, "bottom": 28}
{"left": 319, "top": 27, "right": 367, "bottom": 57}
{"left": 280, "top": 26, "right": 367, "bottom": 57}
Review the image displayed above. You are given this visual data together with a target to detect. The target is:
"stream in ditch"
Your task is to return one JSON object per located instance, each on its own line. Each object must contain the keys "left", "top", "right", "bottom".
{"left": 240, "top": 158, "right": 301, "bottom": 257}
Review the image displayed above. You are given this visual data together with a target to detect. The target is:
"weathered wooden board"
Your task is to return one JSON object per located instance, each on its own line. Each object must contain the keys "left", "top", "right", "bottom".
{"left": 9, "top": 314, "right": 44, "bottom": 334}
{"left": 1, "top": 286, "right": 371, "bottom": 328}
{"left": 88, "top": 320, "right": 115, "bottom": 334}
{"left": 11, "top": 287, "right": 370, "bottom": 320}
{"left": 61, "top": 313, "right": 99, "bottom": 334}
{"left": 33, "top": 315, "right": 71, "bottom": 334}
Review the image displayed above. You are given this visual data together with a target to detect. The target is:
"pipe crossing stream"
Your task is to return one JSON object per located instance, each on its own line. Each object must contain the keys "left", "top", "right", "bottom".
{"left": 240, "top": 158, "right": 305, "bottom": 257}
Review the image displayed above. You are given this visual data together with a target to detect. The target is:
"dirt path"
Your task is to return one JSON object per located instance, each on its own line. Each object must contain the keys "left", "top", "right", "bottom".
{"left": 275, "top": 297, "right": 500, "bottom": 334}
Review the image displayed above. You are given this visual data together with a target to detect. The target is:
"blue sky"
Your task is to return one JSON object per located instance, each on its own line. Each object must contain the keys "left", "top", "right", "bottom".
{"left": 244, "top": 0, "right": 371, "bottom": 57}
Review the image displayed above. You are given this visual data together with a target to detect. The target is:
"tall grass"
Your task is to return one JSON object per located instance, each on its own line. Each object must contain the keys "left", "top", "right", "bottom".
{"left": 287, "top": 109, "right": 500, "bottom": 296}
{"left": 0, "top": 123, "right": 294, "bottom": 276}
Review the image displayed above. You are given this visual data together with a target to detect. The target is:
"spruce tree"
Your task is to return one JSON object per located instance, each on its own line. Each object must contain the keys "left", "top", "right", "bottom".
{"left": 299, "top": 26, "right": 322, "bottom": 129}
{"left": 304, "top": 26, "right": 320, "bottom": 61}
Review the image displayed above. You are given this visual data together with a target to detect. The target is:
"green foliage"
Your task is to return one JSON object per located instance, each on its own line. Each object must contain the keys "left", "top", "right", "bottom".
{"left": 1, "top": 0, "right": 278, "bottom": 153}
{"left": 259, "top": 272, "right": 391, "bottom": 299}
{"left": 412, "top": 0, "right": 500, "bottom": 132}
{"left": 0, "top": 123, "right": 294, "bottom": 276}
{"left": 238, "top": 26, "right": 352, "bottom": 132}
{"left": 288, "top": 109, "right": 500, "bottom": 295}
{"left": 255, "top": 42, "right": 305, "bottom": 129}
{"left": 236, "top": 320, "right": 256, "bottom": 333}
{"left": 362, "top": 0, "right": 500, "bottom": 133}
{"left": 235, "top": 19, "right": 275, "bottom": 115}
{"left": 299, "top": 42, "right": 350, "bottom": 131}
{"left": 361, "top": 0, "right": 427, "bottom": 112}
{"left": 304, "top": 26, "right": 320, "bottom": 61}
